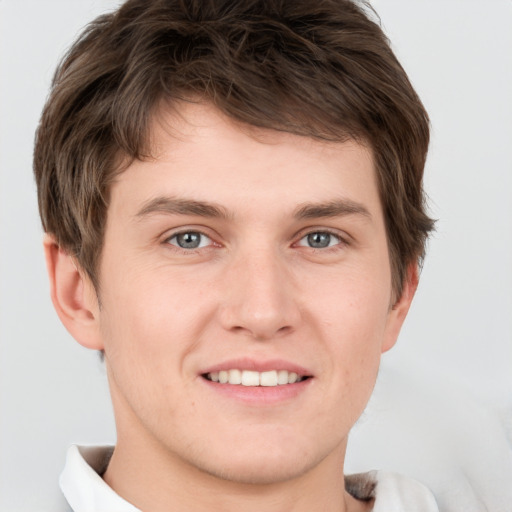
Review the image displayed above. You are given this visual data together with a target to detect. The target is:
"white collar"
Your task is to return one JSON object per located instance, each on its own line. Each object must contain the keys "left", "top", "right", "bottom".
{"left": 60, "top": 445, "right": 140, "bottom": 512}
{"left": 60, "top": 445, "right": 438, "bottom": 512}
{"left": 374, "top": 471, "right": 439, "bottom": 511}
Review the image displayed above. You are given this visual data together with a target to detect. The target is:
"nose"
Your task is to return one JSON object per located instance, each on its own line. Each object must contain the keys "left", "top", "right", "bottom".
{"left": 218, "top": 248, "right": 301, "bottom": 341}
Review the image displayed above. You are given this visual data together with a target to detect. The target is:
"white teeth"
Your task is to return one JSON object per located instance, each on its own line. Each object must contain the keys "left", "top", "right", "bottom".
{"left": 260, "top": 370, "right": 277, "bottom": 387}
{"left": 277, "top": 370, "right": 289, "bottom": 385}
{"left": 228, "top": 369, "right": 242, "bottom": 385}
{"left": 206, "top": 369, "right": 306, "bottom": 387}
{"left": 241, "top": 370, "right": 260, "bottom": 386}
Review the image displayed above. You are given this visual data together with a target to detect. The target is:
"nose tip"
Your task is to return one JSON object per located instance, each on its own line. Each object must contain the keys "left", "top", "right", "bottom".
{"left": 231, "top": 315, "right": 293, "bottom": 341}
{"left": 218, "top": 256, "right": 300, "bottom": 340}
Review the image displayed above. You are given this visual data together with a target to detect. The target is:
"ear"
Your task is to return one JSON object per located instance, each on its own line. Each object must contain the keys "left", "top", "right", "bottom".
{"left": 381, "top": 263, "right": 419, "bottom": 353}
{"left": 43, "top": 234, "right": 104, "bottom": 350}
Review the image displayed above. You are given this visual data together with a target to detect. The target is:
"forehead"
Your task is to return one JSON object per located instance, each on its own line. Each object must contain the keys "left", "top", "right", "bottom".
{"left": 150, "top": 100, "right": 372, "bottom": 162}
{"left": 110, "top": 101, "right": 380, "bottom": 220}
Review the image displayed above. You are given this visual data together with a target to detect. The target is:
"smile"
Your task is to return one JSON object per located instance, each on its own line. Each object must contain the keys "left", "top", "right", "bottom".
{"left": 204, "top": 369, "right": 308, "bottom": 387}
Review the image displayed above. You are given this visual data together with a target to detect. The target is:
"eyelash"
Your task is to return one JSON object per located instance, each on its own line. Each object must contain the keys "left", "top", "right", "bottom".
{"left": 163, "top": 229, "right": 348, "bottom": 254}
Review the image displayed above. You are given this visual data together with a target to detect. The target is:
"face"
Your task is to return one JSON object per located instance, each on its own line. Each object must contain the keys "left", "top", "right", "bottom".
{"left": 84, "top": 103, "right": 413, "bottom": 484}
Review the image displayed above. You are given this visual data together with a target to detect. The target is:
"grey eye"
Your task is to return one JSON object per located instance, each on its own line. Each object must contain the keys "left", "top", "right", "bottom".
{"left": 169, "top": 231, "right": 211, "bottom": 249}
{"left": 298, "top": 231, "right": 341, "bottom": 249}
{"left": 307, "top": 232, "right": 332, "bottom": 248}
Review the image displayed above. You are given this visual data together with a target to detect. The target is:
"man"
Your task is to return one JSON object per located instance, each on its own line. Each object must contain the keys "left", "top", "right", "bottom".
{"left": 34, "top": 0, "right": 437, "bottom": 510}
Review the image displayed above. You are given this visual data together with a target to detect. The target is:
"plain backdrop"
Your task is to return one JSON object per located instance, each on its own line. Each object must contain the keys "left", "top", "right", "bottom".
{"left": 1, "top": 1, "right": 511, "bottom": 511}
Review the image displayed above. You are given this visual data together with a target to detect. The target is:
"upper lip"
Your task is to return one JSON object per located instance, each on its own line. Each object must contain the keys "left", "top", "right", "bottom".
{"left": 200, "top": 358, "right": 313, "bottom": 377}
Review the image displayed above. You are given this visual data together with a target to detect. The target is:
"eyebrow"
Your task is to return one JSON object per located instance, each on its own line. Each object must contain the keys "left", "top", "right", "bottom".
{"left": 135, "top": 197, "right": 231, "bottom": 220}
{"left": 293, "top": 199, "right": 371, "bottom": 221}
{"left": 135, "top": 196, "right": 371, "bottom": 222}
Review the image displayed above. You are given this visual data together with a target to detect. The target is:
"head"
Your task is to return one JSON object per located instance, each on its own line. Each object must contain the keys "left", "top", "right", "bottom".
{"left": 34, "top": 0, "right": 433, "bottom": 300}
{"left": 34, "top": 0, "right": 434, "bottom": 492}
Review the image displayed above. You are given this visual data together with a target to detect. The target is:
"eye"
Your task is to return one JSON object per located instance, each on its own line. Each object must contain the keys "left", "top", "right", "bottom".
{"left": 167, "top": 231, "right": 212, "bottom": 250}
{"left": 297, "top": 231, "right": 342, "bottom": 249}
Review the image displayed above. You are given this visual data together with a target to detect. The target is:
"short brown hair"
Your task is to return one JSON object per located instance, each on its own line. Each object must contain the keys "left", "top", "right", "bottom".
{"left": 34, "top": 0, "right": 434, "bottom": 297}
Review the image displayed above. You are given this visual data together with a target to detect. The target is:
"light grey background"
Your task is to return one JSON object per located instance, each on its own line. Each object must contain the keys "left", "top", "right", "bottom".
{"left": 1, "top": 1, "right": 511, "bottom": 511}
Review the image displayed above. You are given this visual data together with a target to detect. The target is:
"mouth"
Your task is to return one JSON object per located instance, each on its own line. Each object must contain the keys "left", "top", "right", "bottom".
{"left": 202, "top": 369, "right": 311, "bottom": 387}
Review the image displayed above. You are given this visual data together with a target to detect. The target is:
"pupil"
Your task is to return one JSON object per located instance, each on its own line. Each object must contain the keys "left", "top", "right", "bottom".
{"left": 177, "top": 232, "right": 201, "bottom": 248}
{"left": 308, "top": 232, "right": 331, "bottom": 248}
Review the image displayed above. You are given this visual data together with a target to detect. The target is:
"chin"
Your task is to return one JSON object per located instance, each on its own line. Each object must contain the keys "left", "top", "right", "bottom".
{"left": 197, "top": 454, "right": 319, "bottom": 486}
{"left": 178, "top": 434, "right": 335, "bottom": 486}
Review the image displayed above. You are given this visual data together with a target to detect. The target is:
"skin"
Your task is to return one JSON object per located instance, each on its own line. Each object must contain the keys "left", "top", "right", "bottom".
{"left": 45, "top": 102, "right": 417, "bottom": 512}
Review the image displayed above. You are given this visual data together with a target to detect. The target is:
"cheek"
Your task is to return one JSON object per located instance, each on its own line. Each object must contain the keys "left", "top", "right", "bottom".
{"left": 98, "top": 263, "right": 218, "bottom": 396}
{"left": 102, "top": 262, "right": 209, "bottom": 340}
{"left": 306, "top": 268, "right": 390, "bottom": 401}
{"left": 308, "top": 265, "right": 391, "bottom": 342}
{"left": 98, "top": 276, "right": 195, "bottom": 424}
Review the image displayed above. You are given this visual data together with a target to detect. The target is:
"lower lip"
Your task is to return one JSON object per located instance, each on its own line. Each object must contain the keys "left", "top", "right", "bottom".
{"left": 200, "top": 376, "right": 312, "bottom": 405}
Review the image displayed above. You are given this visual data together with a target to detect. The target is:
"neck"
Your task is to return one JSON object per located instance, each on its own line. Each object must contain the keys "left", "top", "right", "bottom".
{"left": 103, "top": 435, "right": 370, "bottom": 512}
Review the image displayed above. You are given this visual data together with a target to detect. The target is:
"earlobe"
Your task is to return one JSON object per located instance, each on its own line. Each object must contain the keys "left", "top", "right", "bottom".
{"left": 43, "top": 234, "right": 104, "bottom": 350}
{"left": 381, "top": 263, "right": 419, "bottom": 353}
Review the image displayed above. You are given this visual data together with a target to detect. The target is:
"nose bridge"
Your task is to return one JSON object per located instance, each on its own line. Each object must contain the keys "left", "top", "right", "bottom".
{"left": 220, "top": 242, "right": 299, "bottom": 339}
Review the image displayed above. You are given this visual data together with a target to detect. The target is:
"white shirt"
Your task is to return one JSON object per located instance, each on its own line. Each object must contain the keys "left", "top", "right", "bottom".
{"left": 60, "top": 445, "right": 439, "bottom": 512}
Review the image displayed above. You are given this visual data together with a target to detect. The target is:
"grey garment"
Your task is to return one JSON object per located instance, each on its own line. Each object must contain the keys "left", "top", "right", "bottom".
{"left": 78, "top": 446, "right": 114, "bottom": 477}
{"left": 346, "top": 471, "right": 378, "bottom": 501}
